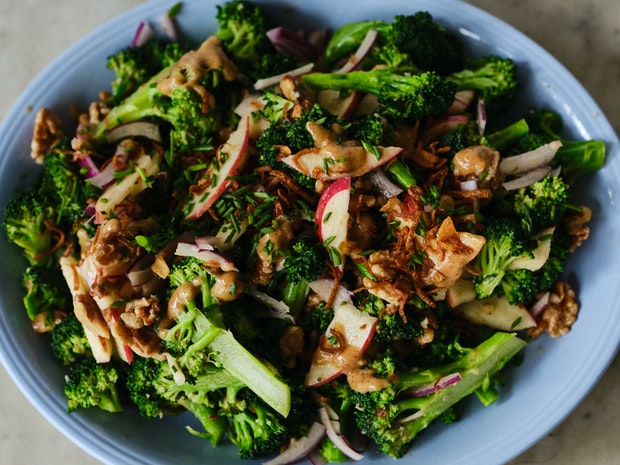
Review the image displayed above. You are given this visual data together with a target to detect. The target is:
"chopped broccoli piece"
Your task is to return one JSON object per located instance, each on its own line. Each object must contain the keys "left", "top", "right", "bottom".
{"left": 302, "top": 69, "right": 456, "bottom": 122}
{"left": 472, "top": 217, "right": 536, "bottom": 299}
{"left": 22, "top": 265, "right": 71, "bottom": 321}
{"left": 299, "top": 300, "right": 334, "bottom": 335}
{"left": 3, "top": 190, "right": 56, "bottom": 267}
{"left": 447, "top": 56, "right": 518, "bottom": 118}
{"left": 526, "top": 109, "right": 606, "bottom": 182}
{"left": 513, "top": 174, "right": 569, "bottom": 234}
{"left": 106, "top": 38, "right": 188, "bottom": 105}
{"left": 322, "top": 12, "right": 464, "bottom": 75}
{"left": 214, "top": 0, "right": 275, "bottom": 70}
{"left": 225, "top": 388, "right": 290, "bottom": 459}
{"left": 64, "top": 357, "right": 123, "bottom": 413}
{"left": 50, "top": 312, "right": 91, "bottom": 366}
{"left": 351, "top": 332, "right": 526, "bottom": 458}
{"left": 485, "top": 118, "right": 530, "bottom": 153}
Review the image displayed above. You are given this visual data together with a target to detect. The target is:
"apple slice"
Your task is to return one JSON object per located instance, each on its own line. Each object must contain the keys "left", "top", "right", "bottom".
{"left": 446, "top": 278, "right": 477, "bottom": 309}
{"left": 454, "top": 295, "right": 536, "bottom": 331}
{"left": 184, "top": 116, "right": 250, "bottom": 220}
{"left": 305, "top": 302, "right": 378, "bottom": 387}
{"left": 281, "top": 144, "right": 402, "bottom": 181}
{"left": 315, "top": 177, "right": 351, "bottom": 271}
{"left": 315, "top": 89, "right": 361, "bottom": 119}
{"left": 508, "top": 227, "right": 554, "bottom": 271}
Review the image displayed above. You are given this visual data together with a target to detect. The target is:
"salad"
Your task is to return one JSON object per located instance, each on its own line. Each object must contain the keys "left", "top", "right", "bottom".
{"left": 2, "top": 0, "right": 606, "bottom": 463}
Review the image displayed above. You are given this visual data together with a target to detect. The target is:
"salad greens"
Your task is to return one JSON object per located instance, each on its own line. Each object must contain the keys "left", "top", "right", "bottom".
{"left": 2, "top": 0, "right": 605, "bottom": 462}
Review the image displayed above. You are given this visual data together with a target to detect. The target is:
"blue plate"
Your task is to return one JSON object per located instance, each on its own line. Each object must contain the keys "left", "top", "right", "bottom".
{"left": 0, "top": 1, "right": 618, "bottom": 464}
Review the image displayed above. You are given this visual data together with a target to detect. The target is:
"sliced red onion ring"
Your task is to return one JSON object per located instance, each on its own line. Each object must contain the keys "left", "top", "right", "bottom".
{"left": 194, "top": 236, "right": 216, "bottom": 251}
{"left": 368, "top": 168, "right": 403, "bottom": 198}
{"left": 87, "top": 162, "right": 116, "bottom": 189}
{"left": 530, "top": 291, "right": 550, "bottom": 317}
{"left": 77, "top": 155, "right": 100, "bottom": 179}
{"left": 132, "top": 21, "right": 155, "bottom": 47}
{"left": 158, "top": 11, "right": 179, "bottom": 41}
{"left": 262, "top": 422, "right": 326, "bottom": 465}
{"left": 267, "top": 27, "right": 320, "bottom": 62}
{"left": 408, "top": 372, "right": 463, "bottom": 398}
{"left": 308, "top": 279, "right": 353, "bottom": 307}
{"left": 476, "top": 98, "right": 487, "bottom": 136}
{"left": 499, "top": 140, "right": 562, "bottom": 176}
{"left": 246, "top": 288, "right": 291, "bottom": 318}
{"left": 318, "top": 407, "right": 364, "bottom": 461}
{"left": 335, "top": 29, "right": 378, "bottom": 74}
{"left": 105, "top": 120, "right": 162, "bottom": 144}
{"left": 308, "top": 448, "right": 327, "bottom": 465}
{"left": 502, "top": 165, "right": 552, "bottom": 191}
{"left": 174, "top": 242, "right": 238, "bottom": 272}
{"left": 254, "top": 62, "right": 315, "bottom": 90}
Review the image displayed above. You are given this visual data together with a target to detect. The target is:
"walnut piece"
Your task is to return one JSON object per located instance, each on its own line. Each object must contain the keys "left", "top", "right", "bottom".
{"left": 529, "top": 281, "right": 579, "bottom": 338}
{"left": 30, "top": 107, "right": 63, "bottom": 163}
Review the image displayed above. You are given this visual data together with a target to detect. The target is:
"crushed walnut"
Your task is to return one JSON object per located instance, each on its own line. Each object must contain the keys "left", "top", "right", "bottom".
{"left": 529, "top": 281, "right": 579, "bottom": 338}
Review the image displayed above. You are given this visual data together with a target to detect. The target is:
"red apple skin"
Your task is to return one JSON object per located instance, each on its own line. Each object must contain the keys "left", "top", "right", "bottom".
{"left": 305, "top": 302, "right": 378, "bottom": 387}
{"left": 315, "top": 177, "right": 351, "bottom": 240}
{"left": 184, "top": 116, "right": 250, "bottom": 220}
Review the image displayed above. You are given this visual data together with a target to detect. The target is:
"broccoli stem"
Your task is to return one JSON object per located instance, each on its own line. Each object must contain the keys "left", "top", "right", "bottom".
{"left": 384, "top": 159, "right": 417, "bottom": 189}
{"left": 180, "top": 398, "right": 229, "bottom": 446}
{"left": 208, "top": 330, "right": 291, "bottom": 418}
{"left": 486, "top": 118, "right": 529, "bottom": 152}
{"left": 281, "top": 279, "right": 310, "bottom": 316}
{"left": 398, "top": 332, "right": 526, "bottom": 443}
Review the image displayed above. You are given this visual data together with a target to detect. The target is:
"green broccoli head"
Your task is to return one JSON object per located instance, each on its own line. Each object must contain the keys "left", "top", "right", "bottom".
{"left": 283, "top": 233, "right": 325, "bottom": 284}
{"left": 22, "top": 265, "right": 72, "bottom": 321}
{"left": 214, "top": 0, "right": 275, "bottom": 67}
{"left": 389, "top": 12, "right": 464, "bottom": 75}
{"left": 50, "top": 312, "right": 91, "bottom": 366}
{"left": 64, "top": 357, "right": 123, "bottom": 413}
{"left": 447, "top": 56, "right": 518, "bottom": 117}
{"left": 3, "top": 190, "right": 56, "bottom": 267}
{"left": 472, "top": 217, "right": 536, "bottom": 299}
{"left": 513, "top": 174, "right": 569, "bottom": 234}
{"left": 226, "top": 388, "right": 290, "bottom": 459}
{"left": 106, "top": 38, "right": 188, "bottom": 105}
{"left": 302, "top": 70, "right": 456, "bottom": 122}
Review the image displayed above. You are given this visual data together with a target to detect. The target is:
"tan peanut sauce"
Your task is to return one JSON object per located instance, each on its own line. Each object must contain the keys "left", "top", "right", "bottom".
{"left": 312, "top": 322, "right": 391, "bottom": 393}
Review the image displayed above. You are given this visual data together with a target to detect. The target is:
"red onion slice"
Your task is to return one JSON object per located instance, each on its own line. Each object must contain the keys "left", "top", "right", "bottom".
{"left": 105, "top": 120, "right": 162, "bottom": 144}
{"left": 476, "top": 98, "right": 487, "bottom": 136}
{"left": 267, "top": 27, "right": 320, "bottom": 62}
{"left": 254, "top": 63, "right": 315, "bottom": 90}
{"left": 132, "top": 21, "right": 155, "bottom": 47}
{"left": 499, "top": 140, "right": 562, "bottom": 176}
{"left": 318, "top": 407, "right": 364, "bottom": 461}
{"left": 174, "top": 242, "right": 238, "bottom": 272}
{"left": 263, "top": 422, "right": 326, "bottom": 465}
{"left": 368, "top": 168, "right": 403, "bottom": 198}
{"left": 530, "top": 291, "right": 550, "bottom": 317}
{"left": 335, "top": 29, "right": 379, "bottom": 74}
{"left": 502, "top": 165, "right": 552, "bottom": 191}
{"left": 158, "top": 12, "right": 179, "bottom": 41}
{"left": 87, "top": 162, "right": 116, "bottom": 189}
{"left": 408, "top": 372, "right": 463, "bottom": 397}
{"left": 78, "top": 155, "right": 100, "bottom": 179}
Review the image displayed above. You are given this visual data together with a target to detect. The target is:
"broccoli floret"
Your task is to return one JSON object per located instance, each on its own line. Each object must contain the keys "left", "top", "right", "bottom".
{"left": 256, "top": 103, "right": 339, "bottom": 189}
{"left": 214, "top": 0, "right": 275, "bottom": 69}
{"left": 513, "top": 174, "right": 569, "bottom": 234}
{"left": 299, "top": 301, "right": 334, "bottom": 336}
{"left": 302, "top": 69, "right": 456, "bottom": 122}
{"left": 64, "top": 357, "right": 123, "bottom": 413}
{"left": 447, "top": 56, "right": 518, "bottom": 118}
{"left": 346, "top": 114, "right": 387, "bottom": 147}
{"left": 251, "top": 53, "right": 299, "bottom": 81}
{"left": 3, "top": 190, "right": 56, "bottom": 267}
{"left": 38, "top": 150, "right": 101, "bottom": 228}
{"left": 319, "top": 437, "right": 348, "bottom": 463}
{"left": 485, "top": 118, "right": 530, "bottom": 153}
{"left": 91, "top": 39, "right": 241, "bottom": 153}
{"left": 351, "top": 332, "right": 526, "bottom": 457}
{"left": 472, "top": 217, "right": 536, "bottom": 299}
{"left": 500, "top": 230, "right": 571, "bottom": 305}
{"left": 526, "top": 109, "right": 606, "bottom": 182}
{"left": 226, "top": 388, "right": 290, "bottom": 459}
{"left": 106, "top": 38, "right": 188, "bottom": 105}
{"left": 322, "top": 12, "right": 463, "bottom": 75}
{"left": 22, "top": 265, "right": 71, "bottom": 321}
{"left": 388, "top": 12, "right": 464, "bottom": 75}
{"left": 50, "top": 312, "right": 91, "bottom": 366}
{"left": 165, "top": 256, "right": 292, "bottom": 418}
